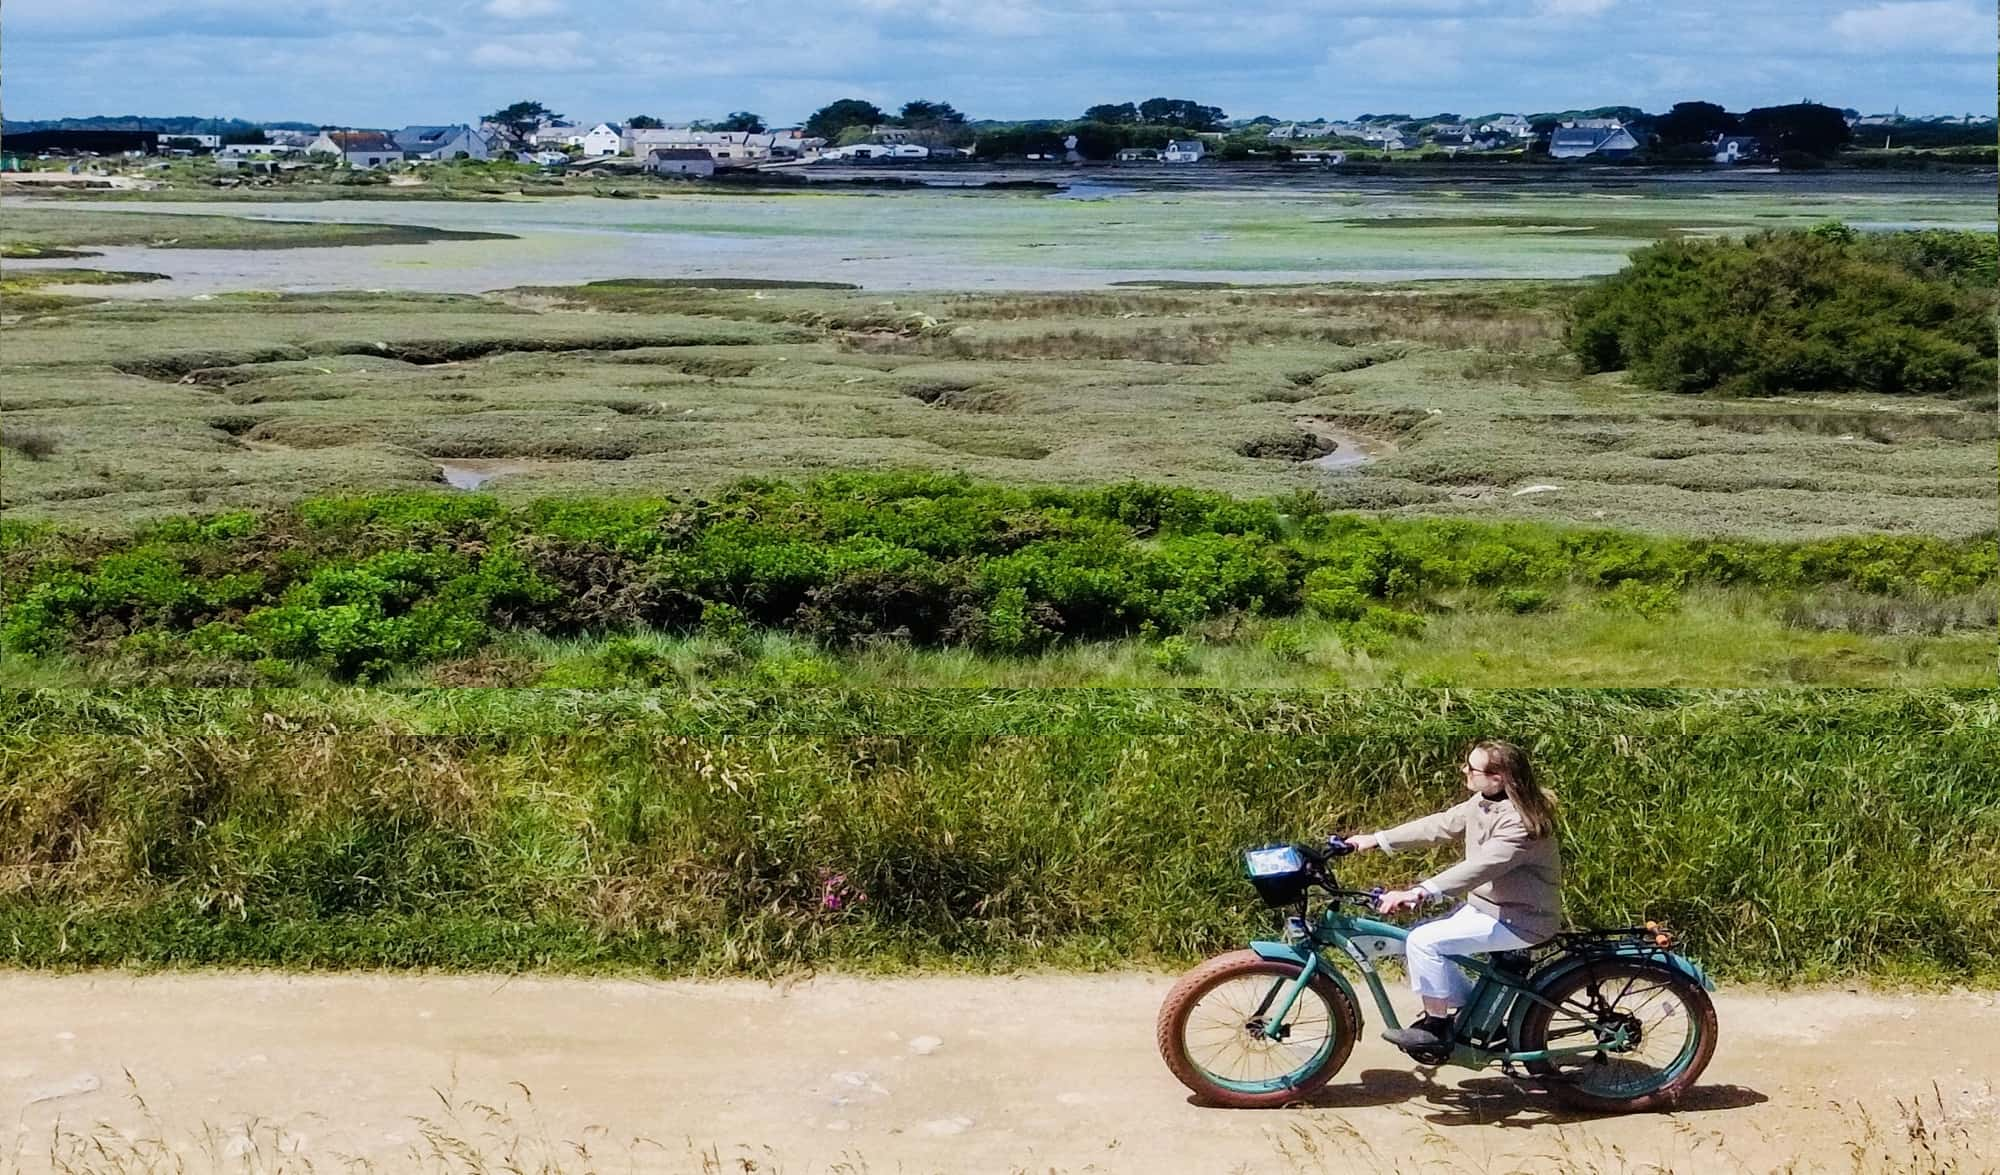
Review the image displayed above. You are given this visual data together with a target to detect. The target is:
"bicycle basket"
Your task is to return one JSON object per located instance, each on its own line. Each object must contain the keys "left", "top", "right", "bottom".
{"left": 1243, "top": 844, "right": 1314, "bottom": 907}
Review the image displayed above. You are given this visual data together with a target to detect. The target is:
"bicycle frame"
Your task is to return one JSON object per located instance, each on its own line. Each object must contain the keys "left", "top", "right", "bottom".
{"left": 1245, "top": 903, "right": 1642, "bottom": 1071}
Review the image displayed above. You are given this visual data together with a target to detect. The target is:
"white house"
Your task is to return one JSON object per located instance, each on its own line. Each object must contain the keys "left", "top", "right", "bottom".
{"left": 157, "top": 132, "right": 222, "bottom": 150}
{"left": 1549, "top": 123, "right": 1640, "bottom": 159}
{"left": 214, "top": 142, "right": 305, "bottom": 170}
{"left": 216, "top": 142, "right": 303, "bottom": 160}
{"left": 1358, "top": 126, "right": 1412, "bottom": 147}
{"left": 816, "top": 143, "right": 892, "bottom": 160}
{"left": 888, "top": 143, "right": 930, "bottom": 159}
{"left": 1162, "top": 139, "right": 1205, "bottom": 163}
{"left": 622, "top": 127, "right": 770, "bottom": 161}
{"left": 623, "top": 127, "right": 679, "bottom": 156}
{"left": 644, "top": 147, "right": 716, "bottom": 176}
{"left": 394, "top": 125, "right": 490, "bottom": 161}
{"left": 1711, "top": 134, "right": 1761, "bottom": 164}
{"left": 763, "top": 130, "right": 814, "bottom": 158}
{"left": 308, "top": 129, "right": 401, "bottom": 169}
{"left": 530, "top": 122, "right": 582, "bottom": 147}
{"left": 580, "top": 123, "right": 622, "bottom": 156}
{"left": 1480, "top": 115, "right": 1534, "bottom": 139}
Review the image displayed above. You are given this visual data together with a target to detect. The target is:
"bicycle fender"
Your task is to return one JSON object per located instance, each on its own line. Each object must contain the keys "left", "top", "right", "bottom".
{"left": 1248, "top": 941, "right": 1363, "bottom": 1009}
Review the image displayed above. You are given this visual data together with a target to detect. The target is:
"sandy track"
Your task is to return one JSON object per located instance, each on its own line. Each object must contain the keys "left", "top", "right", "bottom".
{"left": 4, "top": 972, "right": 1996, "bottom": 1173}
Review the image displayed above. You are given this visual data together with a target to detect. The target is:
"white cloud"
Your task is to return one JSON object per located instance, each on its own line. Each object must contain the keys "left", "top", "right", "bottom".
{"left": 1832, "top": 1, "right": 1988, "bottom": 51}
{"left": 470, "top": 32, "right": 586, "bottom": 69}
{"left": 1538, "top": 0, "right": 1615, "bottom": 14}
{"left": 1325, "top": 33, "right": 1465, "bottom": 84}
{"left": 484, "top": 0, "right": 564, "bottom": 17}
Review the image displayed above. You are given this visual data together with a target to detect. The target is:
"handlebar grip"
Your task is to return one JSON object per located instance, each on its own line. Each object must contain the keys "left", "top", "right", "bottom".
{"left": 1324, "top": 835, "right": 1356, "bottom": 857}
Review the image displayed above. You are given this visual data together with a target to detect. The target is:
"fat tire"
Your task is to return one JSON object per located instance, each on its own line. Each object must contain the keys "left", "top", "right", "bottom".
{"left": 1156, "top": 949, "right": 1360, "bottom": 1109}
{"left": 1516, "top": 960, "right": 1718, "bottom": 1114}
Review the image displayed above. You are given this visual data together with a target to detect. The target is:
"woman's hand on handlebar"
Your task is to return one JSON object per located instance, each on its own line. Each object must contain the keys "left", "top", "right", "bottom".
{"left": 1375, "top": 887, "right": 1427, "bottom": 914}
{"left": 1343, "top": 833, "right": 1378, "bottom": 852}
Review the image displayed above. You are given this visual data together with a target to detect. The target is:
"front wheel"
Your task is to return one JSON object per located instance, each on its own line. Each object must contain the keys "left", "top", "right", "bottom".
{"left": 1156, "top": 949, "right": 1360, "bottom": 1109}
{"left": 1516, "top": 959, "right": 1718, "bottom": 1113}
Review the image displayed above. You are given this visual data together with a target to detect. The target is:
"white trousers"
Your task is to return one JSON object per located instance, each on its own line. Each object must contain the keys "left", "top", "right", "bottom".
{"left": 1404, "top": 904, "right": 1535, "bottom": 1005}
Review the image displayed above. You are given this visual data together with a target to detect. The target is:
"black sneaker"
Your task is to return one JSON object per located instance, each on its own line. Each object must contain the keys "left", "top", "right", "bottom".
{"left": 1381, "top": 1014, "right": 1456, "bottom": 1049}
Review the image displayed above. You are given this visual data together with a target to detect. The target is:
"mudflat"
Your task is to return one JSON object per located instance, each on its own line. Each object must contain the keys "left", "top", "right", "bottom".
{"left": 4, "top": 171, "right": 1991, "bottom": 293}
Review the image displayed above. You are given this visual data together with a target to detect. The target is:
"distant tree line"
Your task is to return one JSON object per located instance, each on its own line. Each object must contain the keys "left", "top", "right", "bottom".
{"left": 802, "top": 98, "right": 970, "bottom": 145}
{"left": 1079, "top": 99, "right": 1226, "bottom": 130}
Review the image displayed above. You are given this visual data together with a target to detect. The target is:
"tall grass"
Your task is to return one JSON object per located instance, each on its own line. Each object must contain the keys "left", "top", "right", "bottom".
{"left": 1, "top": 689, "right": 1993, "bottom": 983}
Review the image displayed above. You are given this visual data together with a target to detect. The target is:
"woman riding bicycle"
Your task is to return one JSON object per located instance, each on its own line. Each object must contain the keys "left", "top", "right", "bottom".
{"left": 1345, "top": 739, "right": 1561, "bottom": 1050}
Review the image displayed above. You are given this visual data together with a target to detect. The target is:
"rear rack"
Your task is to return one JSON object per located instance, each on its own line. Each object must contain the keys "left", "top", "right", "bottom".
{"left": 1556, "top": 923, "right": 1678, "bottom": 953}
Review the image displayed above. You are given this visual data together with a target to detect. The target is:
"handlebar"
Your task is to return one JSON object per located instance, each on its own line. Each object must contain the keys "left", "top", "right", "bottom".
{"left": 1282, "top": 837, "right": 1400, "bottom": 915}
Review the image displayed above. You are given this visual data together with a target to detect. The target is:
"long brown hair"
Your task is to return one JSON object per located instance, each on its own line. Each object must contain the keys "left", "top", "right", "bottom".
{"left": 1472, "top": 739, "right": 1557, "bottom": 839}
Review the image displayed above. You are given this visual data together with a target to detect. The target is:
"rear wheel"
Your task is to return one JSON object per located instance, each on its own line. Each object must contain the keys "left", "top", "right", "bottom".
{"left": 1156, "top": 950, "right": 1360, "bottom": 1109}
{"left": 1516, "top": 960, "right": 1717, "bottom": 1113}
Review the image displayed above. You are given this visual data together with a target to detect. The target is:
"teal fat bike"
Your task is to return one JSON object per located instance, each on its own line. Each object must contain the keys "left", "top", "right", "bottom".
{"left": 1157, "top": 837, "right": 1718, "bottom": 1112}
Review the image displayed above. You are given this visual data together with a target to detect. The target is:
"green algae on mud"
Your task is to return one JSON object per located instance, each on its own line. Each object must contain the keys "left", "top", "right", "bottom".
{"left": 11, "top": 173, "right": 1990, "bottom": 293}
{"left": 0, "top": 206, "right": 514, "bottom": 252}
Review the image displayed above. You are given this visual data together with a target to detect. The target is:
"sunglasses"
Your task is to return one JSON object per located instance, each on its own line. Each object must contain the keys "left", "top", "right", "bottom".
{"left": 1460, "top": 763, "right": 1502, "bottom": 778}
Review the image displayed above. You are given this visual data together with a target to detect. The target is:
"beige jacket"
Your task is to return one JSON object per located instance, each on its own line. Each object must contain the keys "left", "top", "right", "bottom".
{"left": 1373, "top": 795, "right": 1562, "bottom": 943}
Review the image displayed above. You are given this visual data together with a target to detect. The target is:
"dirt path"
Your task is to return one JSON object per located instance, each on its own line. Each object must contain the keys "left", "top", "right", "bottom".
{"left": 4, "top": 972, "right": 1995, "bottom": 1173}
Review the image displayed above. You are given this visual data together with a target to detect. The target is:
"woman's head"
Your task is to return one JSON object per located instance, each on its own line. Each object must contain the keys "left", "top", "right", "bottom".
{"left": 1460, "top": 739, "right": 1555, "bottom": 838}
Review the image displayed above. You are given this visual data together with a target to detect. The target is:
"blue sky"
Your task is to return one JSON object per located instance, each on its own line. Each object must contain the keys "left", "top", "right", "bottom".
{"left": 4, "top": 0, "right": 1992, "bottom": 126}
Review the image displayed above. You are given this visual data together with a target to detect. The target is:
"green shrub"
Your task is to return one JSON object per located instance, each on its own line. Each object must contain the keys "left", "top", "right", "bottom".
{"left": 1497, "top": 587, "right": 1551, "bottom": 614}
{"left": 1260, "top": 626, "right": 1309, "bottom": 661}
{"left": 594, "top": 637, "right": 672, "bottom": 685}
{"left": 1, "top": 475, "right": 1990, "bottom": 679}
{"left": 115, "top": 631, "right": 182, "bottom": 665}
{"left": 1599, "top": 581, "right": 1683, "bottom": 618}
{"left": 700, "top": 602, "right": 751, "bottom": 645}
{"left": 1151, "top": 634, "right": 1198, "bottom": 675}
{"left": 252, "top": 657, "right": 299, "bottom": 685}
{"left": 188, "top": 622, "right": 258, "bottom": 659}
{"left": 754, "top": 653, "right": 841, "bottom": 688}
{"left": 1568, "top": 229, "right": 1997, "bottom": 397}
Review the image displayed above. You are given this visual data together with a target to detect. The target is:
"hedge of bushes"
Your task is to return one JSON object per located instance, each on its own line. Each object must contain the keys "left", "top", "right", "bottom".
{"left": 3, "top": 473, "right": 1992, "bottom": 681}
{"left": 1567, "top": 227, "right": 1997, "bottom": 397}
